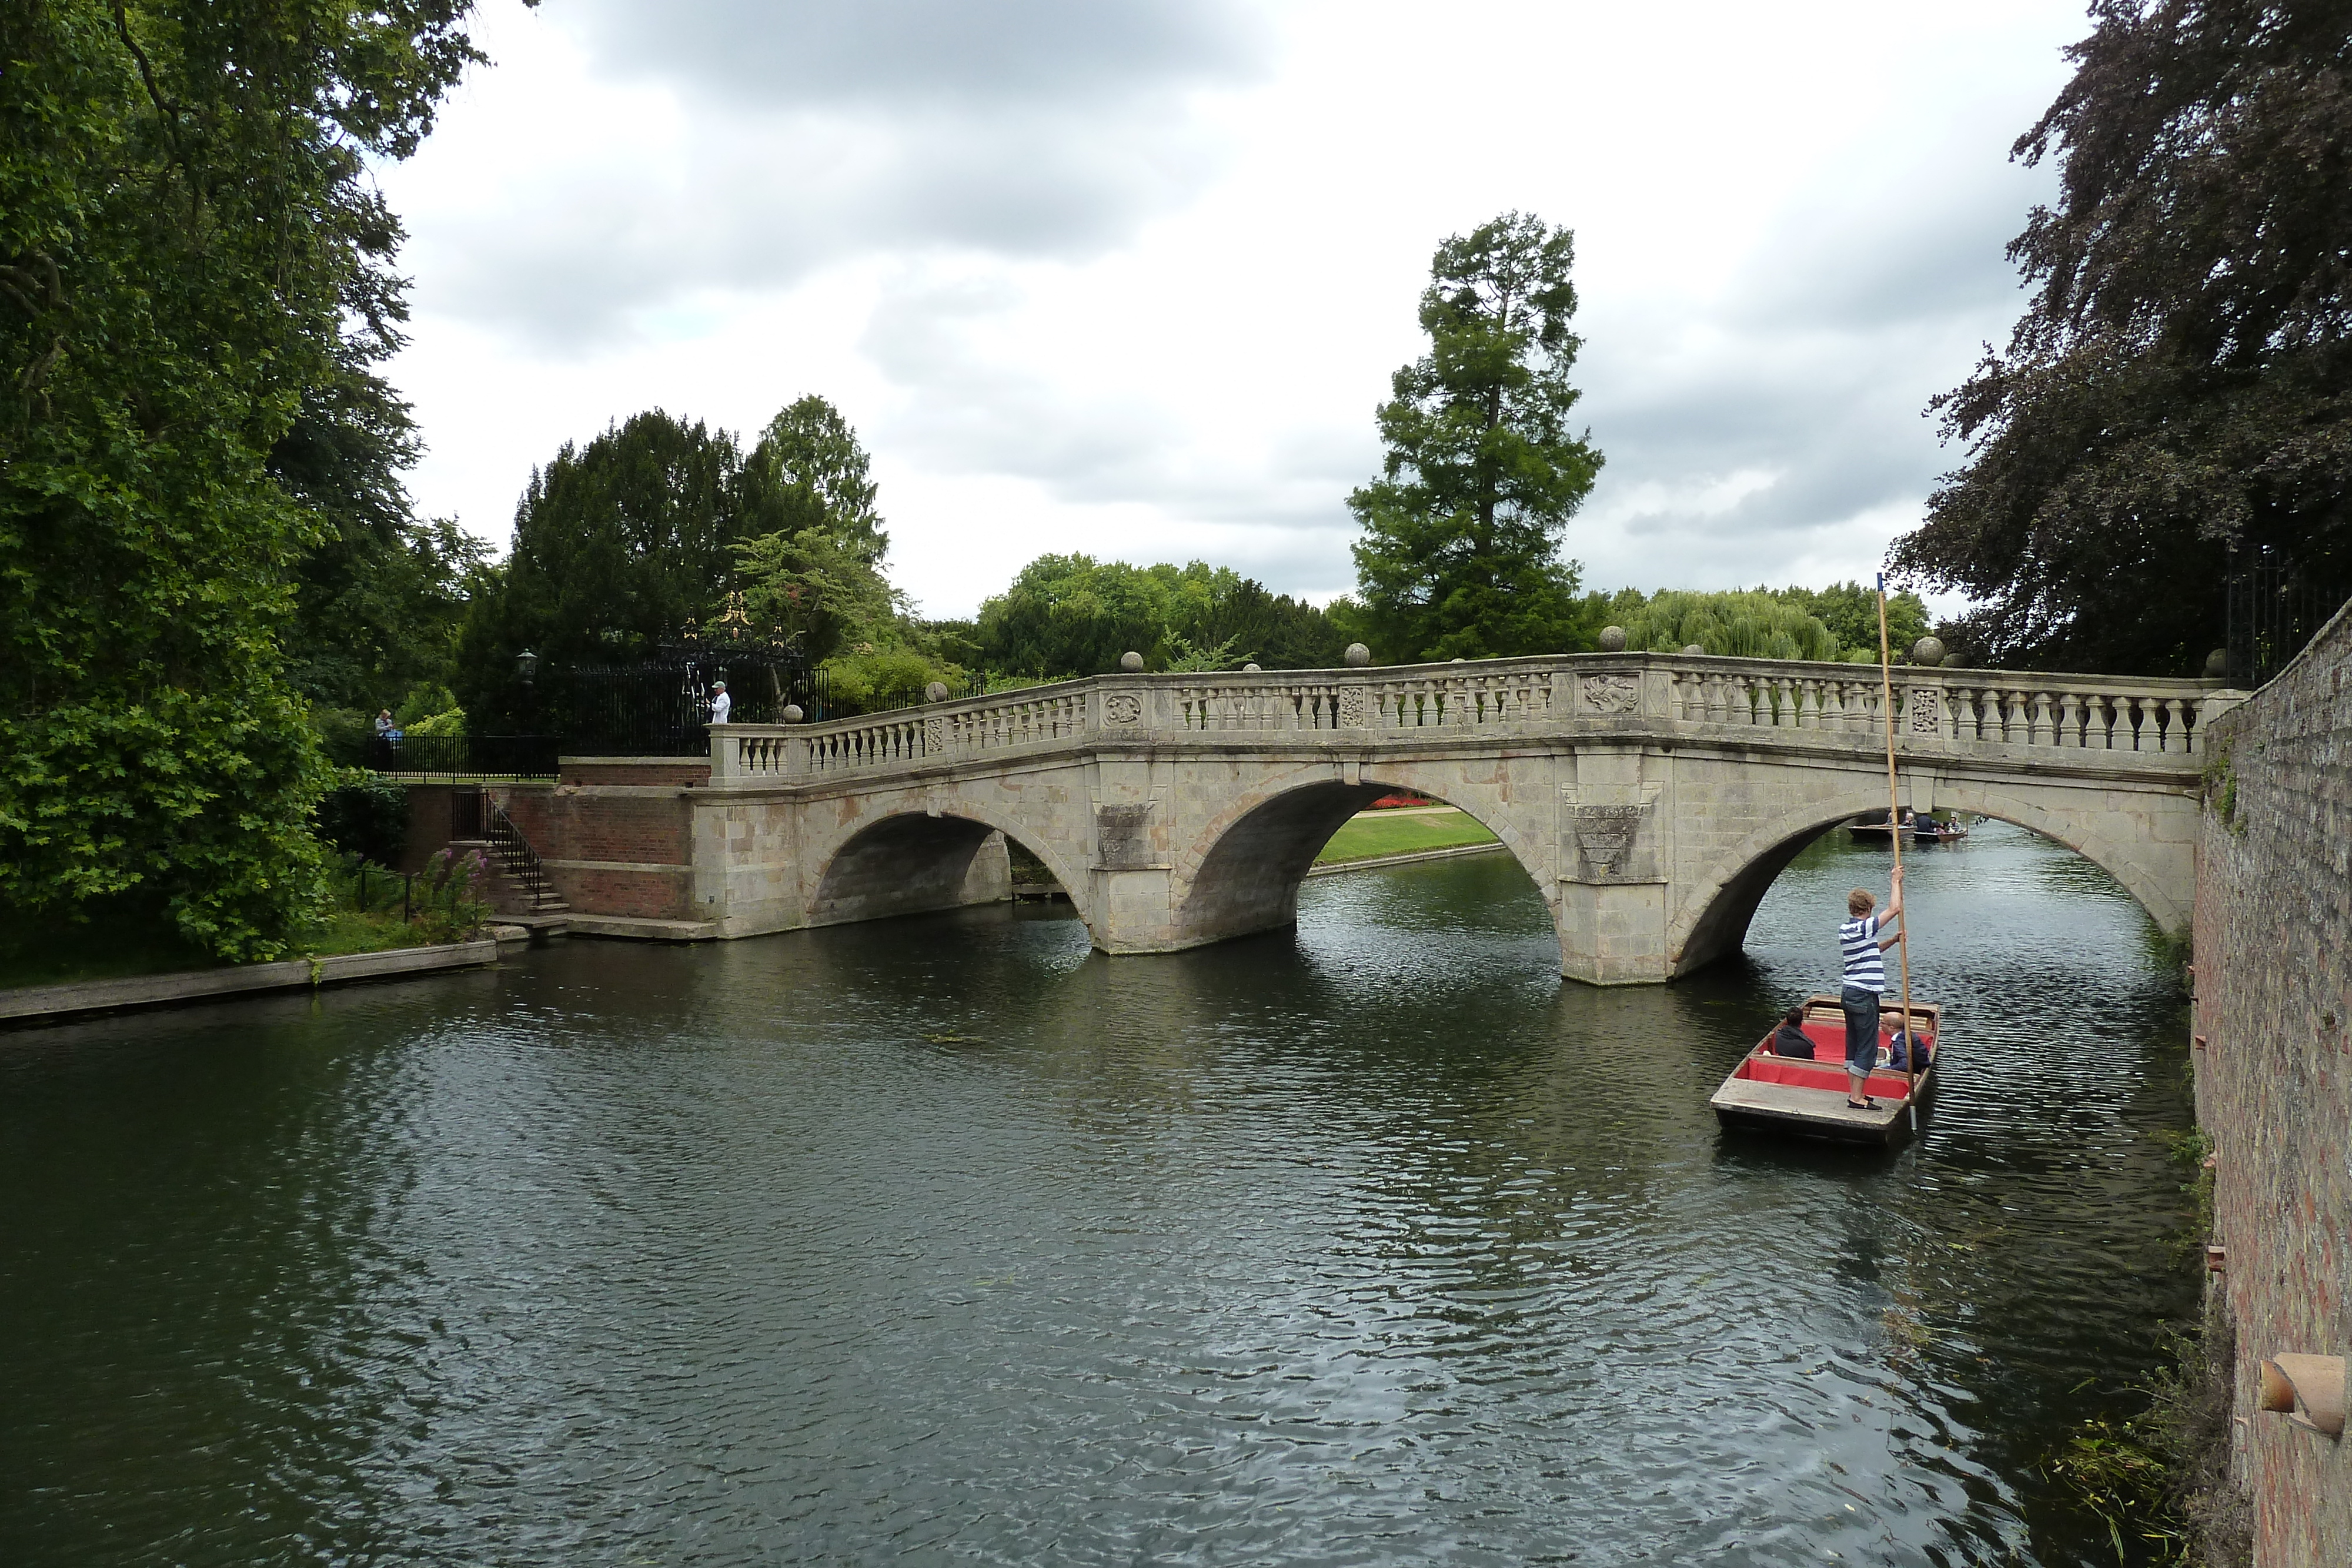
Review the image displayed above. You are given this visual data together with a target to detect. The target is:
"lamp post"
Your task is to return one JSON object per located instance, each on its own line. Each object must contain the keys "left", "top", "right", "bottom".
{"left": 514, "top": 650, "right": 541, "bottom": 771}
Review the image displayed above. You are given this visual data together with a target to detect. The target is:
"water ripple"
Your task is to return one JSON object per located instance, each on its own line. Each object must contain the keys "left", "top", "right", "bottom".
{"left": 0, "top": 824, "right": 2192, "bottom": 1566}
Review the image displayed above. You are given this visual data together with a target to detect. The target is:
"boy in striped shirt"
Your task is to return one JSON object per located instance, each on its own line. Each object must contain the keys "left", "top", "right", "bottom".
{"left": 1838, "top": 868, "right": 1905, "bottom": 1109}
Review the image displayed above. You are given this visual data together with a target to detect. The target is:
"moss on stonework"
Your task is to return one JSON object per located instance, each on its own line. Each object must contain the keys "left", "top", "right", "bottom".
{"left": 2200, "top": 744, "right": 2244, "bottom": 836}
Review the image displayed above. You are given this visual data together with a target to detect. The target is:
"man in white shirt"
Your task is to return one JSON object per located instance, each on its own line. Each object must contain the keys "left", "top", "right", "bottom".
{"left": 709, "top": 680, "right": 731, "bottom": 725}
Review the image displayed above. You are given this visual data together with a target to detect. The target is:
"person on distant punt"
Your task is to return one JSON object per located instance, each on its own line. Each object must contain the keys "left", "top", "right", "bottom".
{"left": 1769, "top": 1005, "right": 1815, "bottom": 1059}
{"left": 1839, "top": 868, "right": 1904, "bottom": 1110}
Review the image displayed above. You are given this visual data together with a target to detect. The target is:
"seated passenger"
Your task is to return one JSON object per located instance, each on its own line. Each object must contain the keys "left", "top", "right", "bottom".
{"left": 1769, "top": 1006, "right": 1815, "bottom": 1059}
{"left": 1880, "top": 1029, "right": 1930, "bottom": 1072}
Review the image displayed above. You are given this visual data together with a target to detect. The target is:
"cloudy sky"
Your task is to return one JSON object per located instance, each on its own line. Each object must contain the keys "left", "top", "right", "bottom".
{"left": 379, "top": 0, "right": 2088, "bottom": 620}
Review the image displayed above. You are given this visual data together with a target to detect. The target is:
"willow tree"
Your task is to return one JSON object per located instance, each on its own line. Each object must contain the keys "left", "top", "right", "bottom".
{"left": 1349, "top": 212, "right": 1603, "bottom": 662}
{"left": 0, "top": 1, "right": 495, "bottom": 958}
{"left": 1891, "top": 0, "right": 2352, "bottom": 673}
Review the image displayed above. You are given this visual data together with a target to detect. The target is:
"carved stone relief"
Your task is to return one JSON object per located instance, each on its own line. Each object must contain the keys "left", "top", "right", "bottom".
{"left": 1101, "top": 692, "right": 1143, "bottom": 726}
{"left": 1907, "top": 686, "right": 1945, "bottom": 735}
{"left": 1094, "top": 803, "right": 1158, "bottom": 870}
{"left": 1336, "top": 687, "right": 1367, "bottom": 728}
{"left": 1580, "top": 674, "right": 1641, "bottom": 714}
{"left": 1559, "top": 781, "right": 1666, "bottom": 882}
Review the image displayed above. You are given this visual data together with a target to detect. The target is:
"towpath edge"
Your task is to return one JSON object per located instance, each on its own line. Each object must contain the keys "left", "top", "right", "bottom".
{"left": 1, "top": 939, "right": 506, "bottom": 1029}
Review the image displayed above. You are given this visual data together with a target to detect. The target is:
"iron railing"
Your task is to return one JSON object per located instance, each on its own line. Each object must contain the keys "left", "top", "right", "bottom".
{"left": 449, "top": 788, "right": 557, "bottom": 910}
{"left": 564, "top": 658, "right": 987, "bottom": 755}
{"left": 483, "top": 797, "right": 554, "bottom": 910}
{"left": 2227, "top": 544, "right": 2351, "bottom": 687}
{"left": 373, "top": 733, "right": 560, "bottom": 780}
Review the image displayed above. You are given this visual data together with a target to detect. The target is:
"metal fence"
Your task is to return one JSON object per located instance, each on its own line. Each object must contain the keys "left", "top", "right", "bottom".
{"left": 563, "top": 658, "right": 987, "bottom": 755}
{"left": 372, "top": 733, "right": 561, "bottom": 780}
{"left": 2228, "top": 544, "right": 2352, "bottom": 687}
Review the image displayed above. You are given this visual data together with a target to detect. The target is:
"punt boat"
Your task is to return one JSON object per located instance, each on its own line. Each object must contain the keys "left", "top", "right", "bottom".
{"left": 1709, "top": 995, "right": 1943, "bottom": 1146}
{"left": 1845, "top": 810, "right": 1907, "bottom": 842}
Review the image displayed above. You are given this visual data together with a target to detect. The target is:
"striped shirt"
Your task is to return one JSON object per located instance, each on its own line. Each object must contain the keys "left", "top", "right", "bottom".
{"left": 1839, "top": 914, "right": 1886, "bottom": 991}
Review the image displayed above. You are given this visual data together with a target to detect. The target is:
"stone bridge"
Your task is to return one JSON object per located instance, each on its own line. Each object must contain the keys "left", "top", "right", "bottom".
{"left": 522, "top": 653, "right": 2229, "bottom": 985}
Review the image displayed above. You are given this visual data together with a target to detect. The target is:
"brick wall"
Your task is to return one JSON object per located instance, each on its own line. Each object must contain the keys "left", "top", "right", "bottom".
{"left": 492, "top": 783, "right": 696, "bottom": 921}
{"left": 559, "top": 757, "right": 711, "bottom": 788}
{"left": 2193, "top": 599, "right": 2352, "bottom": 1567}
{"left": 398, "top": 784, "right": 462, "bottom": 874}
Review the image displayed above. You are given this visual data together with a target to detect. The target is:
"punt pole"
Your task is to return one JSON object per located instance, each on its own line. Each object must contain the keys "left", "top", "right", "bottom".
{"left": 1876, "top": 573, "right": 1917, "bottom": 1130}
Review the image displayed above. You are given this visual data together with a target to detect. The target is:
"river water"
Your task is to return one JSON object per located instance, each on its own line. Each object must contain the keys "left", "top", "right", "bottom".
{"left": 1, "top": 823, "right": 2195, "bottom": 1566}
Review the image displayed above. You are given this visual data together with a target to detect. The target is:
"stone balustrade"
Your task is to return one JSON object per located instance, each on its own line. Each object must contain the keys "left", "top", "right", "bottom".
{"left": 709, "top": 655, "right": 2235, "bottom": 784}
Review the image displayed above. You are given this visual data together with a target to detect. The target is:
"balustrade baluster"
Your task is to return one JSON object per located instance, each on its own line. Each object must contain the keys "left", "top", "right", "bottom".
{"left": 1769, "top": 676, "right": 1794, "bottom": 728}
{"left": 2164, "top": 697, "right": 2190, "bottom": 754}
{"left": 2054, "top": 692, "right": 2081, "bottom": 747}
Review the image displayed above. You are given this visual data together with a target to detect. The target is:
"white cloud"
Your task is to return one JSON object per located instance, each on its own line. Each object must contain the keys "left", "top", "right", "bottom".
{"left": 381, "top": 0, "right": 2086, "bottom": 618}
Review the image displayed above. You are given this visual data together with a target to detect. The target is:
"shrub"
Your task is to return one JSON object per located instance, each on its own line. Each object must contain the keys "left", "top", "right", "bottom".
{"left": 313, "top": 772, "right": 409, "bottom": 865}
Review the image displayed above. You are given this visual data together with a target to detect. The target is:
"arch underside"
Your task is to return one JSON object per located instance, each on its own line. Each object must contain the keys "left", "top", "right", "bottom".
{"left": 1174, "top": 780, "right": 1389, "bottom": 944}
{"left": 810, "top": 814, "right": 1015, "bottom": 928}
{"left": 1668, "top": 785, "right": 2189, "bottom": 978}
{"left": 1172, "top": 775, "right": 1549, "bottom": 950}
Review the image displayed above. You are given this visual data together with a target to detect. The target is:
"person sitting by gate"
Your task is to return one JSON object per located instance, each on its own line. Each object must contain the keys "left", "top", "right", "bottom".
{"left": 1768, "top": 1005, "right": 1815, "bottom": 1059}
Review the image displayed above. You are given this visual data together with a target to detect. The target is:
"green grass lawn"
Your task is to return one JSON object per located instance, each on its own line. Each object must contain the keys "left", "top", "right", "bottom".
{"left": 1314, "top": 808, "right": 1498, "bottom": 865}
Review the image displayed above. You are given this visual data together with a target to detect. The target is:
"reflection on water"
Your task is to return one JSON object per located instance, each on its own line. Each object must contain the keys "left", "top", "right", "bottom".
{"left": 0, "top": 823, "right": 2192, "bottom": 1565}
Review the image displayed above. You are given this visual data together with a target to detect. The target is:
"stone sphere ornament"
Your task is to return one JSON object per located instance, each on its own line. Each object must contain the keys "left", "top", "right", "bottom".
{"left": 1120, "top": 650, "right": 1145, "bottom": 673}
{"left": 1682, "top": 644, "right": 1706, "bottom": 657}
{"left": 1242, "top": 662, "right": 1261, "bottom": 673}
{"left": 1343, "top": 643, "right": 1371, "bottom": 667}
{"left": 1912, "top": 636, "right": 1946, "bottom": 667}
{"left": 2204, "top": 648, "right": 2231, "bottom": 679}
{"left": 925, "top": 681, "right": 950, "bottom": 703}
{"left": 780, "top": 704, "right": 803, "bottom": 723}
{"left": 1598, "top": 625, "right": 1628, "bottom": 653}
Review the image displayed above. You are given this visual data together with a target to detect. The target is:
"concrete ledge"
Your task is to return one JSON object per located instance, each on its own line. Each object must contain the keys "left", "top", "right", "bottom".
{"left": 564, "top": 915, "right": 721, "bottom": 941}
{"left": 1, "top": 940, "right": 502, "bottom": 1029}
{"left": 1305, "top": 842, "right": 1509, "bottom": 877}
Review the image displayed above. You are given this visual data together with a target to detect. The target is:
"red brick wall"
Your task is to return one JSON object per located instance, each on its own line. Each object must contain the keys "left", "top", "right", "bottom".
{"left": 490, "top": 783, "right": 695, "bottom": 920}
{"left": 2193, "top": 599, "right": 2352, "bottom": 1567}
{"left": 399, "top": 784, "right": 461, "bottom": 874}
{"left": 559, "top": 758, "right": 711, "bottom": 788}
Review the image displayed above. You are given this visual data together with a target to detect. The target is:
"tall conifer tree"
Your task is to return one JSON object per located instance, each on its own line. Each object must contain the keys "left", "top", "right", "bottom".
{"left": 1348, "top": 212, "right": 1603, "bottom": 663}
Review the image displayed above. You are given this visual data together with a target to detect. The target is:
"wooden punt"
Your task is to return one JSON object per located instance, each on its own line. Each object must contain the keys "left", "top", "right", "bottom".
{"left": 1710, "top": 994, "right": 1943, "bottom": 1146}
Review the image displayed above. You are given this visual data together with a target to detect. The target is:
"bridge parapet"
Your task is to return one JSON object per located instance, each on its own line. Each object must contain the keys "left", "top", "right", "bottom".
{"left": 1662, "top": 657, "right": 2235, "bottom": 760}
{"left": 708, "top": 654, "right": 2240, "bottom": 785}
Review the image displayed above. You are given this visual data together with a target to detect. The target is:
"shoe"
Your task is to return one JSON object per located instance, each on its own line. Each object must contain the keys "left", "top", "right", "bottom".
{"left": 1847, "top": 1098, "right": 1879, "bottom": 1111}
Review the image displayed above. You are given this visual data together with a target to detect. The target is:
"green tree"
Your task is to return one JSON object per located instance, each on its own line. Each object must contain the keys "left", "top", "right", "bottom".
{"left": 1773, "top": 581, "right": 1931, "bottom": 660}
{"left": 275, "top": 362, "right": 487, "bottom": 711}
{"left": 1609, "top": 590, "right": 1845, "bottom": 662}
{"left": 1889, "top": 0, "right": 2352, "bottom": 673}
{"left": 744, "top": 394, "right": 888, "bottom": 566}
{"left": 1349, "top": 212, "right": 1603, "bottom": 663}
{"left": 975, "top": 554, "right": 1349, "bottom": 675}
{"left": 730, "top": 526, "right": 901, "bottom": 668}
{"left": 453, "top": 410, "right": 751, "bottom": 729}
{"left": 0, "top": 0, "right": 492, "bottom": 959}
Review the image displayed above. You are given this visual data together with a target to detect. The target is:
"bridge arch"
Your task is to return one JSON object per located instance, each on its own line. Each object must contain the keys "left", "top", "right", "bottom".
{"left": 1666, "top": 780, "right": 2189, "bottom": 978}
{"left": 807, "top": 805, "right": 1093, "bottom": 935}
{"left": 1169, "top": 768, "right": 1555, "bottom": 950}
